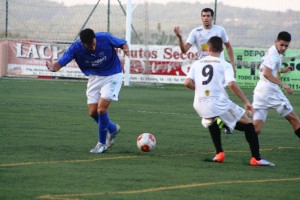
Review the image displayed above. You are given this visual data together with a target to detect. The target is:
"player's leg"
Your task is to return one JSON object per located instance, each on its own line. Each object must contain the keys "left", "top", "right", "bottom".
{"left": 216, "top": 117, "right": 233, "bottom": 134}
{"left": 238, "top": 114, "right": 260, "bottom": 159}
{"left": 91, "top": 112, "right": 118, "bottom": 134}
{"left": 208, "top": 119, "right": 224, "bottom": 162}
{"left": 238, "top": 113, "right": 274, "bottom": 166}
{"left": 88, "top": 98, "right": 111, "bottom": 153}
{"left": 252, "top": 90, "right": 269, "bottom": 134}
{"left": 284, "top": 111, "right": 300, "bottom": 138}
{"left": 86, "top": 75, "right": 117, "bottom": 130}
{"left": 86, "top": 76, "right": 111, "bottom": 153}
{"left": 86, "top": 76, "right": 105, "bottom": 153}
{"left": 252, "top": 108, "right": 268, "bottom": 134}
{"left": 272, "top": 95, "right": 300, "bottom": 138}
{"left": 253, "top": 120, "right": 264, "bottom": 134}
{"left": 220, "top": 103, "right": 274, "bottom": 166}
{"left": 100, "top": 73, "right": 123, "bottom": 147}
{"left": 90, "top": 106, "right": 117, "bottom": 132}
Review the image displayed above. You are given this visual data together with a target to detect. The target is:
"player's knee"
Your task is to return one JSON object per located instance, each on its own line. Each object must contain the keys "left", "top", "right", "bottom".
{"left": 255, "top": 127, "right": 261, "bottom": 134}
{"left": 97, "top": 107, "right": 108, "bottom": 114}
{"left": 88, "top": 110, "right": 97, "bottom": 118}
{"left": 253, "top": 121, "right": 263, "bottom": 134}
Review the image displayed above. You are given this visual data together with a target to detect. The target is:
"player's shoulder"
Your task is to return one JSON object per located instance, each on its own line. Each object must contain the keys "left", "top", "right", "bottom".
{"left": 191, "top": 26, "right": 204, "bottom": 33}
{"left": 220, "top": 58, "right": 231, "bottom": 65}
{"left": 212, "top": 24, "right": 226, "bottom": 31}
{"left": 267, "top": 45, "right": 280, "bottom": 56}
{"left": 190, "top": 59, "right": 203, "bottom": 70}
{"left": 95, "top": 32, "right": 110, "bottom": 38}
{"left": 218, "top": 59, "right": 231, "bottom": 69}
{"left": 202, "top": 55, "right": 222, "bottom": 62}
{"left": 264, "top": 46, "right": 280, "bottom": 59}
{"left": 70, "top": 40, "right": 83, "bottom": 52}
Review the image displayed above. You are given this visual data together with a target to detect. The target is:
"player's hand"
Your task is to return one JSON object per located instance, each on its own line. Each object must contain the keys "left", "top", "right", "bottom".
{"left": 123, "top": 49, "right": 130, "bottom": 57}
{"left": 174, "top": 27, "right": 182, "bottom": 38}
{"left": 121, "top": 44, "right": 130, "bottom": 57}
{"left": 282, "top": 84, "right": 293, "bottom": 94}
{"left": 281, "top": 66, "right": 294, "bottom": 73}
{"left": 46, "top": 60, "right": 55, "bottom": 72}
{"left": 244, "top": 103, "right": 254, "bottom": 117}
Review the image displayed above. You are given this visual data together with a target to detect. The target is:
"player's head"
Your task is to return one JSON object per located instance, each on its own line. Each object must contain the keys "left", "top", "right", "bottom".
{"left": 202, "top": 8, "right": 214, "bottom": 17}
{"left": 277, "top": 31, "right": 291, "bottom": 42}
{"left": 207, "top": 36, "right": 223, "bottom": 53}
{"left": 201, "top": 8, "right": 214, "bottom": 28}
{"left": 80, "top": 28, "right": 96, "bottom": 51}
{"left": 275, "top": 31, "right": 291, "bottom": 54}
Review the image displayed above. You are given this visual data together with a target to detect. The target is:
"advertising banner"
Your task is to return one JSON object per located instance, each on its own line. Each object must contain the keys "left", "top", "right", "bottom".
{"left": 230, "top": 48, "right": 300, "bottom": 90}
{"left": 6, "top": 40, "right": 300, "bottom": 90}
{"left": 7, "top": 40, "right": 86, "bottom": 78}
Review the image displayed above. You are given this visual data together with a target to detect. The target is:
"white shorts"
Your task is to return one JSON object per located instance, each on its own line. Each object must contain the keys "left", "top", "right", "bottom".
{"left": 86, "top": 73, "right": 123, "bottom": 104}
{"left": 201, "top": 102, "right": 245, "bottom": 131}
{"left": 253, "top": 92, "right": 293, "bottom": 121}
{"left": 217, "top": 103, "right": 245, "bottom": 131}
{"left": 202, "top": 102, "right": 246, "bottom": 131}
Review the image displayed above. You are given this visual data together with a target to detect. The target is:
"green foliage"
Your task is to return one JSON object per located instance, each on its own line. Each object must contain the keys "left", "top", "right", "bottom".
{"left": 0, "top": 78, "right": 300, "bottom": 200}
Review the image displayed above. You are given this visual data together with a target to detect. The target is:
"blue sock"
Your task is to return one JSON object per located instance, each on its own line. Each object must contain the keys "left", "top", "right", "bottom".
{"left": 108, "top": 121, "right": 117, "bottom": 133}
{"left": 93, "top": 114, "right": 115, "bottom": 133}
{"left": 98, "top": 113, "right": 109, "bottom": 144}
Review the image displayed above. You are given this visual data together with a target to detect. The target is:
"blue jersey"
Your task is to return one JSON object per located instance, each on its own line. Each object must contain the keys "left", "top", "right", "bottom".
{"left": 58, "top": 32, "right": 127, "bottom": 76}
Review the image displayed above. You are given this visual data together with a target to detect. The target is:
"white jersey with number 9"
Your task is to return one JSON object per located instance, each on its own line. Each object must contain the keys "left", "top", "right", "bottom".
{"left": 187, "top": 55, "right": 235, "bottom": 118}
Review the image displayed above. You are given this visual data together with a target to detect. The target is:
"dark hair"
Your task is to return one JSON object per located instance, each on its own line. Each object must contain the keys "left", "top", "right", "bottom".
{"left": 207, "top": 36, "right": 223, "bottom": 52}
{"left": 79, "top": 28, "right": 96, "bottom": 44}
{"left": 277, "top": 31, "right": 291, "bottom": 42}
{"left": 201, "top": 8, "right": 214, "bottom": 17}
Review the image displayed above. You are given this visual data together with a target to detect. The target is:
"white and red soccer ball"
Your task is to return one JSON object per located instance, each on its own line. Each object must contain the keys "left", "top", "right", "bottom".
{"left": 137, "top": 133, "right": 156, "bottom": 152}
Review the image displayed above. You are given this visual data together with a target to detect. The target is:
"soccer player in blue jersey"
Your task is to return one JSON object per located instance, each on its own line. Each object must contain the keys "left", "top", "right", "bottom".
{"left": 46, "top": 28, "right": 129, "bottom": 153}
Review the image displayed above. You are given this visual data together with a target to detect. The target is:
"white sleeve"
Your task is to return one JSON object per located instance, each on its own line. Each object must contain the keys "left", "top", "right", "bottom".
{"left": 261, "top": 54, "right": 277, "bottom": 70}
{"left": 186, "top": 64, "right": 195, "bottom": 80}
{"left": 186, "top": 29, "right": 196, "bottom": 45}
{"left": 224, "top": 62, "right": 235, "bottom": 83}
{"left": 220, "top": 27, "right": 229, "bottom": 43}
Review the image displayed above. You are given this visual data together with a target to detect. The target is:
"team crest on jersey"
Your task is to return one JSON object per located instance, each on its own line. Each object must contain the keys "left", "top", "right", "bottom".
{"left": 205, "top": 90, "right": 210, "bottom": 96}
{"left": 99, "top": 51, "right": 105, "bottom": 57}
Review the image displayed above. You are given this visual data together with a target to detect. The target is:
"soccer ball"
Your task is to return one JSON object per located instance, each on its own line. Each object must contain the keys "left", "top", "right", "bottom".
{"left": 137, "top": 133, "right": 156, "bottom": 152}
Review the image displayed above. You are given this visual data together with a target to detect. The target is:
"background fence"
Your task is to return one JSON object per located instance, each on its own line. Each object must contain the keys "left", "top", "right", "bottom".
{"left": 1, "top": 0, "right": 300, "bottom": 48}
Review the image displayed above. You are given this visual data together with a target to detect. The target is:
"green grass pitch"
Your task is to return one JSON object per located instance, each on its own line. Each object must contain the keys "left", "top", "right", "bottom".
{"left": 0, "top": 78, "right": 299, "bottom": 200}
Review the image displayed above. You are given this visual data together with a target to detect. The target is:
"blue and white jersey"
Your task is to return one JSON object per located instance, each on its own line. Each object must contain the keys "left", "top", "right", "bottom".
{"left": 58, "top": 32, "right": 127, "bottom": 76}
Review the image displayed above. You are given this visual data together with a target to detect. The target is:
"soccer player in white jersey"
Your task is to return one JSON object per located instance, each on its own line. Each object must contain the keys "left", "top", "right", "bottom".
{"left": 184, "top": 36, "right": 274, "bottom": 166}
{"left": 174, "top": 7, "right": 235, "bottom": 134}
{"left": 253, "top": 31, "right": 300, "bottom": 139}
{"left": 46, "top": 28, "right": 129, "bottom": 153}
{"left": 174, "top": 7, "right": 235, "bottom": 75}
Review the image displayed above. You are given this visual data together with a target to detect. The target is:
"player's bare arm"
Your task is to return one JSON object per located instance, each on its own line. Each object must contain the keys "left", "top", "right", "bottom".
{"left": 46, "top": 60, "right": 62, "bottom": 72}
{"left": 121, "top": 43, "right": 130, "bottom": 57}
{"left": 262, "top": 66, "right": 293, "bottom": 94}
{"left": 280, "top": 65, "right": 294, "bottom": 73}
{"left": 174, "top": 26, "right": 192, "bottom": 53}
{"left": 224, "top": 42, "right": 236, "bottom": 76}
{"left": 184, "top": 78, "right": 195, "bottom": 90}
{"left": 228, "top": 81, "right": 253, "bottom": 113}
